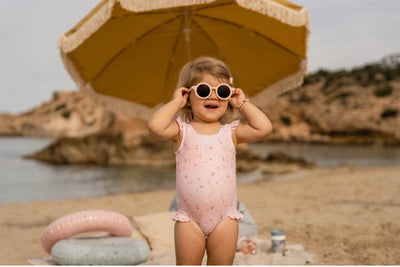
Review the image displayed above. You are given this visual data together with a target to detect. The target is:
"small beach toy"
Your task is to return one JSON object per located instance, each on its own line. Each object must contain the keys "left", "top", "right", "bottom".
{"left": 40, "top": 209, "right": 132, "bottom": 254}
{"left": 270, "top": 229, "right": 286, "bottom": 253}
{"left": 237, "top": 237, "right": 258, "bottom": 255}
{"left": 51, "top": 237, "right": 150, "bottom": 265}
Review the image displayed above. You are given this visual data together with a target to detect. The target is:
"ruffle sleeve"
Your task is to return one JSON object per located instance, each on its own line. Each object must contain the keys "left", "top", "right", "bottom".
{"left": 174, "top": 116, "right": 186, "bottom": 154}
{"left": 230, "top": 119, "right": 240, "bottom": 131}
{"left": 175, "top": 116, "right": 185, "bottom": 133}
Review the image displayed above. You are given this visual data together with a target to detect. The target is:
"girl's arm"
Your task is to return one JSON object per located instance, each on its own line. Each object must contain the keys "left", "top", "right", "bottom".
{"left": 229, "top": 89, "right": 273, "bottom": 144}
{"left": 147, "top": 87, "right": 190, "bottom": 142}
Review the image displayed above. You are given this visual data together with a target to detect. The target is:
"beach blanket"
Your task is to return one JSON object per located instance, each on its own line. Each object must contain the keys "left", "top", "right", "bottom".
{"left": 134, "top": 211, "right": 313, "bottom": 265}
{"left": 29, "top": 211, "right": 313, "bottom": 265}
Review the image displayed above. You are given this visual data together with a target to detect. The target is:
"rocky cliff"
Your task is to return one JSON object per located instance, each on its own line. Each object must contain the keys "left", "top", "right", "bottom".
{"left": 0, "top": 91, "right": 115, "bottom": 137}
{"left": 262, "top": 79, "right": 400, "bottom": 145}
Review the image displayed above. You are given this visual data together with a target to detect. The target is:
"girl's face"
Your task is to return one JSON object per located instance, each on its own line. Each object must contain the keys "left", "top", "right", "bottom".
{"left": 188, "top": 72, "right": 229, "bottom": 123}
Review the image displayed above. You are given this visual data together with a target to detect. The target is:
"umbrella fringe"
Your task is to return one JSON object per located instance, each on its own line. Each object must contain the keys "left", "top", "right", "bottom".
{"left": 58, "top": 0, "right": 112, "bottom": 53}
{"left": 251, "top": 60, "right": 307, "bottom": 107}
{"left": 121, "top": 0, "right": 309, "bottom": 29}
{"left": 58, "top": 0, "right": 310, "bottom": 53}
{"left": 118, "top": 0, "right": 215, "bottom": 13}
{"left": 237, "top": 0, "right": 311, "bottom": 63}
{"left": 237, "top": 0, "right": 310, "bottom": 29}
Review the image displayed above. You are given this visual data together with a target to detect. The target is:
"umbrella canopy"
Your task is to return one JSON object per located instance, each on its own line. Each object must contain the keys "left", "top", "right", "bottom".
{"left": 59, "top": 0, "right": 309, "bottom": 118}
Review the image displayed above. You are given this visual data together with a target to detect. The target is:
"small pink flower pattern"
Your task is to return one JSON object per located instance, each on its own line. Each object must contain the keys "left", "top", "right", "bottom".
{"left": 171, "top": 117, "right": 243, "bottom": 236}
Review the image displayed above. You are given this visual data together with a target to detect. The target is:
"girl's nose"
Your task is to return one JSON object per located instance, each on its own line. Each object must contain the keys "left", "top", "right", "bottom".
{"left": 209, "top": 89, "right": 218, "bottom": 99}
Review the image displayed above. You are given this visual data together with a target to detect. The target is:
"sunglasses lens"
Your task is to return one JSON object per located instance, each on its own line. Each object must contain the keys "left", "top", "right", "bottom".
{"left": 196, "top": 84, "right": 211, "bottom": 98}
{"left": 217, "top": 85, "right": 231, "bottom": 99}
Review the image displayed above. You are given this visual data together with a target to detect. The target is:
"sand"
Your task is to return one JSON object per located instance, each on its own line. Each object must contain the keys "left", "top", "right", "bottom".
{"left": 1, "top": 164, "right": 399, "bottom": 265}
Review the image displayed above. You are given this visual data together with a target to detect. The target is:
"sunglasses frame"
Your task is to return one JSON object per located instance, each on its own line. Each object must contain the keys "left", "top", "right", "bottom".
{"left": 190, "top": 82, "right": 233, "bottom": 100}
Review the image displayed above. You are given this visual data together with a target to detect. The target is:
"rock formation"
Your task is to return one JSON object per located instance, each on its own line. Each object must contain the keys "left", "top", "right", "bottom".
{"left": 257, "top": 55, "right": 400, "bottom": 145}
{"left": 2, "top": 55, "right": 400, "bottom": 167}
{"left": 25, "top": 116, "right": 175, "bottom": 166}
{"left": 0, "top": 91, "right": 115, "bottom": 137}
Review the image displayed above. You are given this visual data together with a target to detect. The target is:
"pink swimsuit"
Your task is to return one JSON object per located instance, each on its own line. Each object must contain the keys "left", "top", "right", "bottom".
{"left": 171, "top": 117, "right": 243, "bottom": 237}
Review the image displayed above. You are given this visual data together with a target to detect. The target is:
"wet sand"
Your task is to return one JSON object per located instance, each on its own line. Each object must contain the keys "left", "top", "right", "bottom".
{"left": 1, "top": 164, "right": 399, "bottom": 265}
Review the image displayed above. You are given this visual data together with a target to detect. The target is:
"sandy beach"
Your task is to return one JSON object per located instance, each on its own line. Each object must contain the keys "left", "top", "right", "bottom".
{"left": 1, "top": 164, "right": 399, "bottom": 265}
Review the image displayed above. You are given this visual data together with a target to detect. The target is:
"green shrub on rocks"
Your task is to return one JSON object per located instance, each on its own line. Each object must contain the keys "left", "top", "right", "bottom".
{"left": 280, "top": 116, "right": 292, "bottom": 126}
{"left": 374, "top": 84, "right": 393, "bottom": 97}
{"left": 381, "top": 108, "right": 398, "bottom": 118}
{"left": 333, "top": 91, "right": 352, "bottom": 99}
{"left": 61, "top": 111, "right": 71, "bottom": 119}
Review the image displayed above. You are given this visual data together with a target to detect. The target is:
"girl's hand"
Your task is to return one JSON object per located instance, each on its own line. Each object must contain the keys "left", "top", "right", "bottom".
{"left": 173, "top": 87, "right": 190, "bottom": 109}
{"left": 229, "top": 88, "right": 246, "bottom": 108}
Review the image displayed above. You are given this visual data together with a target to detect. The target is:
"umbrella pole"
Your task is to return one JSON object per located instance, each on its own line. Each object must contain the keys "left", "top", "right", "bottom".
{"left": 182, "top": 9, "right": 192, "bottom": 61}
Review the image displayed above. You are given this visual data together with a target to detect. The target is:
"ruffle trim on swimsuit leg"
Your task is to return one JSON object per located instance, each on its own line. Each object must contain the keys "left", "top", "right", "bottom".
{"left": 227, "top": 208, "right": 244, "bottom": 221}
{"left": 171, "top": 211, "right": 191, "bottom": 222}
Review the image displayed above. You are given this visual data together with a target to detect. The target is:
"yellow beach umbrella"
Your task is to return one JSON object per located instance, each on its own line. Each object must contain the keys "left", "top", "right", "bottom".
{"left": 59, "top": 0, "right": 309, "bottom": 118}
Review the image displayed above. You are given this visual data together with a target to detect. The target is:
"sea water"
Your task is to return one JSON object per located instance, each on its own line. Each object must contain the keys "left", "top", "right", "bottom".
{"left": 1, "top": 137, "right": 400, "bottom": 204}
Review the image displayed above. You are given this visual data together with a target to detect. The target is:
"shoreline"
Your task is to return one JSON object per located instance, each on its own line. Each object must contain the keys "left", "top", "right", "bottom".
{"left": 2, "top": 134, "right": 400, "bottom": 146}
{"left": 1, "top": 164, "right": 399, "bottom": 264}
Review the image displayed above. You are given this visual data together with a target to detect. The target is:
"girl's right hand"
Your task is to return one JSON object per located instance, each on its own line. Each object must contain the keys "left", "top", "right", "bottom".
{"left": 173, "top": 87, "right": 190, "bottom": 109}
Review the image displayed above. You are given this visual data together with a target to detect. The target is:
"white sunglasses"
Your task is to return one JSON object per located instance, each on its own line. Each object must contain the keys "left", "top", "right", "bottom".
{"left": 190, "top": 82, "right": 233, "bottom": 100}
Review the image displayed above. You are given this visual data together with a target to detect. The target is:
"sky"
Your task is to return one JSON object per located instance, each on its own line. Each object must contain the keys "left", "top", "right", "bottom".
{"left": 1, "top": 0, "right": 399, "bottom": 113}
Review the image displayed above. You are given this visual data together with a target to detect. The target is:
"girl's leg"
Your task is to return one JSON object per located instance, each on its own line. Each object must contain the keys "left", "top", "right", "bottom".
{"left": 174, "top": 221, "right": 206, "bottom": 265}
{"left": 205, "top": 218, "right": 239, "bottom": 265}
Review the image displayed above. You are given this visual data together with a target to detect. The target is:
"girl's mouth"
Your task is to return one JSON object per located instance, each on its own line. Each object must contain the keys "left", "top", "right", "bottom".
{"left": 204, "top": 104, "right": 219, "bottom": 109}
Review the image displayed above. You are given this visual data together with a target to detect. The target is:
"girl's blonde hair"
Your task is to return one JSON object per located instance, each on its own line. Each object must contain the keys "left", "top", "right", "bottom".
{"left": 176, "top": 56, "right": 234, "bottom": 123}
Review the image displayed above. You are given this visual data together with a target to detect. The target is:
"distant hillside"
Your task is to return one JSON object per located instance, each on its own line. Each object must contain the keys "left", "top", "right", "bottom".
{"left": 261, "top": 53, "right": 400, "bottom": 145}
{"left": 305, "top": 54, "right": 400, "bottom": 87}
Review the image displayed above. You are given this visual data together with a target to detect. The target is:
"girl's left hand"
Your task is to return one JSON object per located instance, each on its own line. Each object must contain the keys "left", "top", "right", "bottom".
{"left": 229, "top": 88, "right": 246, "bottom": 108}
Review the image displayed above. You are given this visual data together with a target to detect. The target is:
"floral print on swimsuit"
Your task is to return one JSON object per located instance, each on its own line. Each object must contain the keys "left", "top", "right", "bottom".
{"left": 171, "top": 116, "right": 243, "bottom": 236}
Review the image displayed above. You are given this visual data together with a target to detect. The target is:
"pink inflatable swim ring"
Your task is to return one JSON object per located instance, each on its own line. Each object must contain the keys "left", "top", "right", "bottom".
{"left": 41, "top": 209, "right": 132, "bottom": 254}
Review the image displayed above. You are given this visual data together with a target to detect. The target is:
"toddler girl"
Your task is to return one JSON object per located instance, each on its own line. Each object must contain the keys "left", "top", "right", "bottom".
{"left": 147, "top": 56, "right": 272, "bottom": 265}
